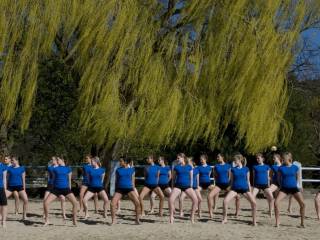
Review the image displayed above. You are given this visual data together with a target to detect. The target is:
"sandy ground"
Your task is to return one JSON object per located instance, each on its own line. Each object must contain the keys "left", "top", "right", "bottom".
{"left": 1, "top": 192, "right": 320, "bottom": 240}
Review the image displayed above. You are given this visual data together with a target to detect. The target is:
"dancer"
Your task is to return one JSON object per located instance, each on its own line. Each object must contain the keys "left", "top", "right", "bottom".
{"left": 269, "top": 154, "right": 282, "bottom": 195}
{"left": 287, "top": 160, "right": 303, "bottom": 213}
{"left": 4, "top": 156, "right": 19, "bottom": 215}
{"left": 274, "top": 152, "right": 305, "bottom": 227}
{"left": 150, "top": 156, "right": 171, "bottom": 213}
{"left": 79, "top": 155, "right": 99, "bottom": 214}
{"left": 111, "top": 158, "right": 141, "bottom": 224}
{"left": 168, "top": 153, "right": 198, "bottom": 224}
{"left": 43, "top": 156, "right": 66, "bottom": 219}
{"left": 6, "top": 156, "right": 29, "bottom": 220}
{"left": 0, "top": 160, "right": 7, "bottom": 227}
{"left": 208, "top": 153, "right": 232, "bottom": 218}
{"left": 139, "top": 155, "right": 164, "bottom": 216}
{"left": 43, "top": 157, "right": 78, "bottom": 226}
{"left": 251, "top": 153, "right": 274, "bottom": 217}
{"left": 198, "top": 154, "right": 213, "bottom": 217}
{"left": 83, "top": 157, "right": 109, "bottom": 219}
{"left": 222, "top": 154, "right": 256, "bottom": 226}
{"left": 179, "top": 157, "right": 202, "bottom": 218}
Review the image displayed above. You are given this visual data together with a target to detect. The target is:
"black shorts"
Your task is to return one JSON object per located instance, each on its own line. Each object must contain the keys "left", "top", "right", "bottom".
{"left": 51, "top": 188, "right": 72, "bottom": 197}
{"left": 200, "top": 182, "right": 211, "bottom": 190}
{"left": 193, "top": 186, "right": 198, "bottom": 190}
{"left": 216, "top": 183, "right": 229, "bottom": 190}
{"left": 232, "top": 188, "right": 249, "bottom": 194}
{"left": 271, "top": 182, "right": 279, "bottom": 187}
{"left": 144, "top": 184, "right": 158, "bottom": 190}
{"left": 82, "top": 182, "right": 89, "bottom": 187}
{"left": 47, "top": 184, "right": 54, "bottom": 191}
{"left": 280, "top": 187, "right": 300, "bottom": 195}
{"left": 0, "top": 188, "right": 7, "bottom": 206}
{"left": 115, "top": 188, "right": 134, "bottom": 195}
{"left": 8, "top": 186, "right": 24, "bottom": 192}
{"left": 158, "top": 184, "right": 169, "bottom": 191}
{"left": 87, "top": 187, "right": 104, "bottom": 194}
{"left": 175, "top": 185, "right": 191, "bottom": 192}
{"left": 254, "top": 184, "right": 269, "bottom": 190}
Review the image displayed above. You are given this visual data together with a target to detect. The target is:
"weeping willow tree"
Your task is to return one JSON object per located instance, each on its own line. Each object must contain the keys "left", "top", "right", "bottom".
{"left": 0, "top": 0, "right": 316, "bottom": 158}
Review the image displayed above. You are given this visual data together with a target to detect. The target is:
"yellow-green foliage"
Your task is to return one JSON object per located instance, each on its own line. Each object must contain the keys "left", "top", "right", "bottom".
{"left": 0, "top": 0, "right": 311, "bottom": 153}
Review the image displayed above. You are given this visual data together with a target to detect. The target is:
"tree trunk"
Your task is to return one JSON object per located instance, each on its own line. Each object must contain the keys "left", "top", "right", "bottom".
{"left": 97, "top": 141, "right": 122, "bottom": 190}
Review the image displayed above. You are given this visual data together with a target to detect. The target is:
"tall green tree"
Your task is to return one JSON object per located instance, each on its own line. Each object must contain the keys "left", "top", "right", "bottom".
{"left": 0, "top": 0, "right": 318, "bottom": 163}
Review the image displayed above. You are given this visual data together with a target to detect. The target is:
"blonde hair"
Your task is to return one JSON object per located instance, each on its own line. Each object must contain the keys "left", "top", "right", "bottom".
{"left": 234, "top": 153, "right": 247, "bottom": 166}
{"left": 186, "top": 157, "right": 195, "bottom": 166}
{"left": 92, "top": 156, "right": 101, "bottom": 167}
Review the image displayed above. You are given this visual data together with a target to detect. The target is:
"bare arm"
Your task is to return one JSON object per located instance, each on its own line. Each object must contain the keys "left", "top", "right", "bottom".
{"left": 102, "top": 173, "right": 105, "bottom": 185}
{"left": 132, "top": 173, "right": 136, "bottom": 188}
{"left": 168, "top": 170, "right": 172, "bottom": 182}
{"left": 3, "top": 171, "right": 7, "bottom": 190}
{"left": 22, "top": 172, "right": 26, "bottom": 190}
{"left": 190, "top": 170, "right": 193, "bottom": 188}
{"left": 252, "top": 170, "right": 255, "bottom": 187}
{"left": 247, "top": 172, "right": 251, "bottom": 189}
{"left": 68, "top": 172, "right": 72, "bottom": 189}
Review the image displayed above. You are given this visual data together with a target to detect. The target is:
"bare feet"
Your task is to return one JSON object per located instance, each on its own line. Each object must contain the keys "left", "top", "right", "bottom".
{"left": 222, "top": 219, "right": 227, "bottom": 224}
{"left": 169, "top": 216, "right": 174, "bottom": 224}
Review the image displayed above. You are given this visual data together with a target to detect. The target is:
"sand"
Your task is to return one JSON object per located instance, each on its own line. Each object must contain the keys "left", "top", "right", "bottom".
{"left": 1, "top": 192, "right": 320, "bottom": 240}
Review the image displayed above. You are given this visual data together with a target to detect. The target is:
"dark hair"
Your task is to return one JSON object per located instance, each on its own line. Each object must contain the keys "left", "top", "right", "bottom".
{"left": 148, "top": 155, "right": 155, "bottom": 162}
{"left": 159, "top": 156, "right": 168, "bottom": 165}
{"left": 256, "top": 153, "right": 264, "bottom": 159}
{"left": 200, "top": 154, "right": 208, "bottom": 161}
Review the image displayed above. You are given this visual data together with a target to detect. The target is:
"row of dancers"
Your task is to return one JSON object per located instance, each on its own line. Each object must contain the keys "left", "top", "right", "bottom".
{"left": 0, "top": 152, "right": 319, "bottom": 227}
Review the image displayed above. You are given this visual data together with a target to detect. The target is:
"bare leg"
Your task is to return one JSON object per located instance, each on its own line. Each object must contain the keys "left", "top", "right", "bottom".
{"left": 18, "top": 191, "right": 28, "bottom": 220}
{"left": 315, "top": 192, "right": 320, "bottom": 220}
{"left": 111, "top": 193, "right": 122, "bottom": 224}
{"left": 235, "top": 194, "right": 240, "bottom": 217}
{"left": 83, "top": 191, "right": 95, "bottom": 219}
{"left": 153, "top": 187, "right": 165, "bottom": 216}
{"left": 94, "top": 193, "right": 99, "bottom": 213}
{"left": 287, "top": 195, "right": 293, "bottom": 213}
{"left": 43, "top": 193, "right": 58, "bottom": 226}
{"left": 116, "top": 200, "right": 121, "bottom": 213}
{"left": 213, "top": 194, "right": 219, "bottom": 211}
{"left": 274, "top": 191, "right": 287, "bottom": 227}
{"left": 243, "top": 192, "right": 257, "bottom": 226}
{"left": 0, "top": 206, "right": 7, "bottom": 228}
{"left": 208, "top": 186, "right": 221, "bottom": 218}
{"left": 128, "top": 191, "right": 142, "bottom": 224}
{"left": 98, "top": 191, "right": 109, "bottom": 218}
{"left": 169, "top": 188, "right": 182, "bottom": 223}
{"left": 184, "top": 188, "right": 199, "bottom": 223}
{"left": 66, "top": 193, "right": 78, "bottom": 226}
{"left": 222, "top": 191, "right": 238, "bottom": 224}
{"left": 13, "top": 191, "right": 20, "bottom": 214}
{"left": 59, "top": 195, "right": 66, "bottom": 219}
{"left": 195, "top": 189, "right": 202, "bottom": 218}
{"left": 179, "top": 191, "right": 187, "bottom": 217}
{"left": 264, "top": 188, "right": 274, "bottom": 217}
{"left": 79, "top": 185, "right": 88, "bottom": 213}
{"left": 149, "top": 191, "right": 156, "bottom": 214}
{"left": 139, "top": 187, "right": 151, "bottom": 216}
{"left": 293, "top": 192, "right": 305, "bottom": 227}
